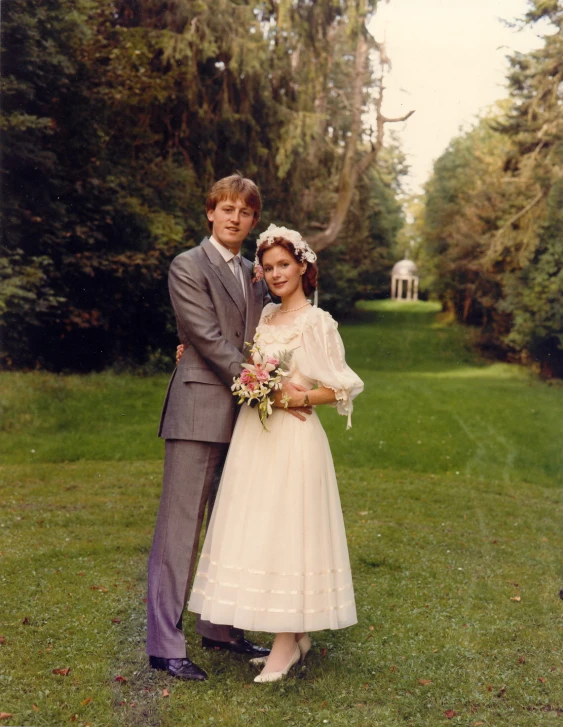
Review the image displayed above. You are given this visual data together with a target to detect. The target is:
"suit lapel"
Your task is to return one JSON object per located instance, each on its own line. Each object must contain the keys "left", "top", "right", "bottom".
{"left": 201, "top": 238, "right": 246, "bottom": 318}
{"left": 242, "top": 257, "right": 256, "bottom": 343}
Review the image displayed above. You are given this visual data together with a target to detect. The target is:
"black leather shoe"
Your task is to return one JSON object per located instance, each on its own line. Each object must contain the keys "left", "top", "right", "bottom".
{"left": 149, "top": 656, "right": 208, "bottom": 681}
{"left": 201, "top": 636, "right": 271, "bottom": 658}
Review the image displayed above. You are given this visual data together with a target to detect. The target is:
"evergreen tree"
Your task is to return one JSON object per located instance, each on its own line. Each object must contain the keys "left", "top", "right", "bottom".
{"left": 1, "top": 0, "right": 405, "bottom": 370}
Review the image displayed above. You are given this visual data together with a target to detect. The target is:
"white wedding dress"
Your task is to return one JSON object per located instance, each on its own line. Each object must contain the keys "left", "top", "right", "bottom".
{"left": 187, "top": 303, "right": 364, "bottom": 633}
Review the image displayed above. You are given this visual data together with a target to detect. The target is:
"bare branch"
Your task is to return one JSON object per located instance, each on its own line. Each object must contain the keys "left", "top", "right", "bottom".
{"left": 307, "top": 34, "right": 414, "bottom": 253}
{"left": 497, "top": 191, "right": 544, "bottom": 235}
{"left": 381, "top": 110, "right": 415, "bottom": 124}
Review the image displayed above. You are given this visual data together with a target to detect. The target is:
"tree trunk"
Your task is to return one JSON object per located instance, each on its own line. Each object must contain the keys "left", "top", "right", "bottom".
{"left": 307, "top": 33, "right": 414, "bottom": 253}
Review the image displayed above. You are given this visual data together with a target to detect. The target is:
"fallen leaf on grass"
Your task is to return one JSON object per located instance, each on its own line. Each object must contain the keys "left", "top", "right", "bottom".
{"left": 89, "top": 585, "right": 109, "bottom": 593}
{"left": 32, "top": 705, "right": 39, "bottom": 712}
{"left": 0, "top": 636, "right": 4, "bottom": 645}
{"left": 70, "top": 715, "right": 77, "bottom": 722}
{"left": 390, "top": 665, "right": 397, "bottom": 673}
{"left": 111, "top": 618, "right": 121, "bottom": 624}
{"left": 0, "top": 715, "right": 13, "bottom": 721}
{"left": 539, "top": 677, "right": 547, "bottom": 683}
{"left": 497, "top": 685, "right": 507, "bottom": 698}
{"left": 418, "top": 679, "right": 432, "bottom": 685}
{"left": 511, "top": 596, "right": 521, "bottom": 602}
{"left": 81, "top": 697, "right": 92, "bottom": 706}
{"left": 473, "top": 722, "right": 485, "bottom": 726}
{"left": 162, "top": 689, "right": 169, "bottom": 698}
{"left": 321, "top": 648, "right": 327, "bottom": 657}
{"left": 52, "top": 667, "right": 71, "bottom": 676}
{"left": 115, "top": 675, "right": 127, "bottom": 683}
{"left": 22, "top": 617, "right": 30, "bottom": 625}
{"left": 444, "top": 710, "right": 455, "bottom": 719}
{"left": 517, "top": 656, "right": 526, "bottom": 663}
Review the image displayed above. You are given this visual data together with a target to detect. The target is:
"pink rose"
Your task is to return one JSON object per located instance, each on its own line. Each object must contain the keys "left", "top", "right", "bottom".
{"left": 240, "top": 369, "right": 254, "bottom": 385}
{"left": 252, "top": 264, "right": 264, "bottom": 283}
{"left": 263, "top": 356, "right": 279, "bottom": 374}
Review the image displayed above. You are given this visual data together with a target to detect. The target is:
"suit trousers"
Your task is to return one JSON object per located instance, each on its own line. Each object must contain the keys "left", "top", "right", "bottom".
{"left": 146, "top": 439, "right": 242, "bottom": 658}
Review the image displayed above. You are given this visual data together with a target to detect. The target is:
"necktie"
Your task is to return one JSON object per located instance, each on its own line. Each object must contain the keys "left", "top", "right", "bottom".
{"left": 232, "top": 255, "right": 246, "bottom": 300}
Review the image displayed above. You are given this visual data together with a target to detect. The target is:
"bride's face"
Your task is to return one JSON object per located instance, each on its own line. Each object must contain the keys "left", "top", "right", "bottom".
{"left": 261, "top": 245, "right": 306, "bottom": 298}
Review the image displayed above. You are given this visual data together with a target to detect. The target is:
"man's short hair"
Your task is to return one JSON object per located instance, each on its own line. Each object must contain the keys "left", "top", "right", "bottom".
{"left": 205, "top": 174, "right": 262, "bottom": 230}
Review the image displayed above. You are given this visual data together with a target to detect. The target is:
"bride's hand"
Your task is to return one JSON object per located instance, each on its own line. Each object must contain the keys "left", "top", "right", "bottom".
{"left": 274, "top": 382, "right": 312, "bottom": 421}
{"left": 176, "top": 344, "right": 185, "bottom": 365}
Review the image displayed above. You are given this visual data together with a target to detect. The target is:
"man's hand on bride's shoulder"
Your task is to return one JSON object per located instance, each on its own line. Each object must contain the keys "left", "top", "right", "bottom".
{"left": 274, "top": 381, "right": 312, "bottom": 422}
{"left": 176, "top": 344, "right": 185, "bottom": 365}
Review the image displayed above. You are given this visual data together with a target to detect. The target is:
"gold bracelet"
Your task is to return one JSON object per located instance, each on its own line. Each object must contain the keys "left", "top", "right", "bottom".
{"left": 303, "top": 393, "right": 310, "bottom": 407}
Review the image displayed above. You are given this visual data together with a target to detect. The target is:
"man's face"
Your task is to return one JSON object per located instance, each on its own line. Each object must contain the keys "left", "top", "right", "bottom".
{"left": 207, "top": 197, "right": 257, "bottom": 251}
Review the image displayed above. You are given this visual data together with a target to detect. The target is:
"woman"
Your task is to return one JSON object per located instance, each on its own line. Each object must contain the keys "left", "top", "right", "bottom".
{"left": 187, "top": 224, "right": 364, "bottom": 683}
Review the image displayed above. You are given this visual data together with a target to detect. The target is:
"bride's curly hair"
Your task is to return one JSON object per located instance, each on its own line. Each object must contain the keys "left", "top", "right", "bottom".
{"left": 257, "top": 237, "right": 318, "bottom": 296}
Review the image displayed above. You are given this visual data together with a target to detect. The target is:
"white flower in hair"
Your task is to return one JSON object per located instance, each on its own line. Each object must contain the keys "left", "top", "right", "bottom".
{"left": 255, "top": 223, "right": 317, "bottom": 265}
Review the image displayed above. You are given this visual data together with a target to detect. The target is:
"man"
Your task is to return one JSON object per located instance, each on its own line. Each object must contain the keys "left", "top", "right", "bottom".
{"left": 146, "top": 174, "right": 271, "bottom": 680}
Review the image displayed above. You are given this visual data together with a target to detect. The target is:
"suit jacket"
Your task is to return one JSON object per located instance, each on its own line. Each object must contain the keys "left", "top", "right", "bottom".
{"left": 159, "top": 237, "right": 270, "bottom": 443}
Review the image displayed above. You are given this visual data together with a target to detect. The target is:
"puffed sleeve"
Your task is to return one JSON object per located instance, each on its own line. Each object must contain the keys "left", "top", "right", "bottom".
{"left": 295, "top": 308, "right": 364, "bottom": 429}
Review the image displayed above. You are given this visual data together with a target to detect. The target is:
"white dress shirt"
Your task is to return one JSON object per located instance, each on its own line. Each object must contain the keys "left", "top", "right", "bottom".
{"left": 209, "top": 236, "right": 246, "bottom": 300}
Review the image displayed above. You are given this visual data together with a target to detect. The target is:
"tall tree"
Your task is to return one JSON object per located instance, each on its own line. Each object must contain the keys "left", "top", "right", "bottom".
{"left": 1, "top": 0, "right": 407, "bottom": 370}
{"left": 419, "top": 0, "right": 563, "bottom": 375}
{"left": 492, "top": 0, "right": 563, "bottom": 374}
{"left": 420, "top": 112, "right": 511, "bottom": 327}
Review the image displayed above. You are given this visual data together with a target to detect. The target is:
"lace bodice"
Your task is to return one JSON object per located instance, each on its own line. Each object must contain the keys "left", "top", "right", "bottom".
{"left": 255, "top": 303, "right": 364, "bottom": 428}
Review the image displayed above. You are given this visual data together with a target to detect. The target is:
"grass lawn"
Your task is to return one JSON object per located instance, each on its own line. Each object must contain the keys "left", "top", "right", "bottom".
{"left": 1, "top": 300, "right": 563, "bottom": 727}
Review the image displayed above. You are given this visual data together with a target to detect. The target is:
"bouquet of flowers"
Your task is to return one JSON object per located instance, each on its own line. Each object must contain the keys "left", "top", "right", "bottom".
{"left": 231, "top": 340, "right": 293, "bottom": 430}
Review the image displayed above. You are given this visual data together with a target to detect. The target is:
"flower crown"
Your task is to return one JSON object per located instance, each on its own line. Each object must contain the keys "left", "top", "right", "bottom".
{"left": 254, "top": 224, "right": 317, "bottom": 267}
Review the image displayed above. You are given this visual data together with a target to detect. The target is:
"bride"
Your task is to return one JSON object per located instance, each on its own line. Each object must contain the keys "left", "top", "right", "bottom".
{"left": 187, "top": 224, "right": 364, "bottom": 683}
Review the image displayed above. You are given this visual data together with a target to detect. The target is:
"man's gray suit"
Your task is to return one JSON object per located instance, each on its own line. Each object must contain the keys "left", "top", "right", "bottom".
{"left": 146, "top": 237, "right": 269, "bottom": 658}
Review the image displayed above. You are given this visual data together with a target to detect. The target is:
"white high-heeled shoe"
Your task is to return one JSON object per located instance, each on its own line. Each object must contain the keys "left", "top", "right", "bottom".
{"left": 250, "top": 634, "right": 311, "bottom": 667}
{"left": 296, "top": 634, "right": 311, "bottom": 662}
{"left": 254, "top": 644, "right": 301, "bottom": 684}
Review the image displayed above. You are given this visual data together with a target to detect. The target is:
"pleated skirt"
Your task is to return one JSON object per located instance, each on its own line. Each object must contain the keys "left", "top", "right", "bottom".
{"left": 188, "top": 403, "right": 357, "bottom": 633}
